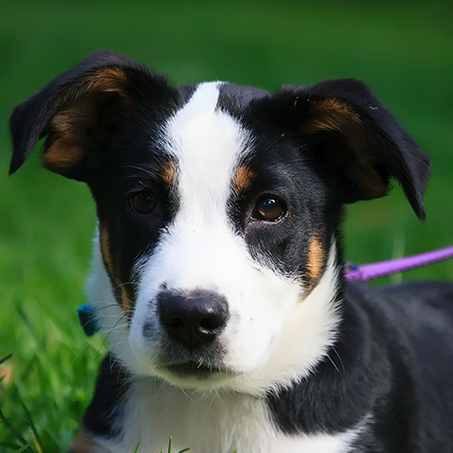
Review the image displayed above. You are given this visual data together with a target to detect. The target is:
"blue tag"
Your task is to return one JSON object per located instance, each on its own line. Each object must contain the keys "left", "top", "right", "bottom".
{"left": 77, "top": 304, "right": 99, "bottom": 336}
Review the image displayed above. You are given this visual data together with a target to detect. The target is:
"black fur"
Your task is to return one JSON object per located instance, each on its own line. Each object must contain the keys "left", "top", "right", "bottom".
{"left": 81, "top": 353, "right": 131, "bottom": 439}
{"left": 268, "top": 282, "right": 453, "bottom": 451}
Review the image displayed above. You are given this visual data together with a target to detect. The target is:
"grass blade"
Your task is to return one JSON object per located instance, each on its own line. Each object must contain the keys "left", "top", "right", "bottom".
{"left": 14, "top": 441, "right": 35, "bottom": 453}
{"left": 0, "top": 354, "right": 13, "bottom": 366}
{"left": 20, "top": 403, "right": 43, "bottom": 453}
{"left": 0, "top": 408, "right": 35, "bottom": 453}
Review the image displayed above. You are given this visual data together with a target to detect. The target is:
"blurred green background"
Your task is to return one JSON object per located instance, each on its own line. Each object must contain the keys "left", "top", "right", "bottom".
{"left": 0, "top": 0, "right": 452, "bottom": 450}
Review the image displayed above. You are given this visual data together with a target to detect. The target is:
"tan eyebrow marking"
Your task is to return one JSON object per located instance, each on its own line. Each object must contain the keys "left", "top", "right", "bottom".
{"left": 233, "top": 165, "right": 255, "bottom": 193}
{"left": 159, "top": 159, "right": 178, "bottom": 187}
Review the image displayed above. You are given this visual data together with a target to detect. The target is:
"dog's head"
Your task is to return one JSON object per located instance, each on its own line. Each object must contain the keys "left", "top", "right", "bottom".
{"left": 10, "top": 51, "right": 430, "bottom": 394}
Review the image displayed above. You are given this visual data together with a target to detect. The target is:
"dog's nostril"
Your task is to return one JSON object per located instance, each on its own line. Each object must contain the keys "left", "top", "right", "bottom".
{"left": 165, "top": 315, "right": 185, "bottom": 330}
{"left": 158, "top": 291, "right": 229, "bottom": 351}
{"left": 199, "top": 315, "right": 224, "bottom": 331}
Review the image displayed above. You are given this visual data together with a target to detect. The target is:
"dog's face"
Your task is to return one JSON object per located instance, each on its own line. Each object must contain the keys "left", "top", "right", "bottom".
{"left": 9, "top": 51, "right": 430, "bottom": 394}
{"left": 88, "top": 81, "right": 342, "bottom": 393}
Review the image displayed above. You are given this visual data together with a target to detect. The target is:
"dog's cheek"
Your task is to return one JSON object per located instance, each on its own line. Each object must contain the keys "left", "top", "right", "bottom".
{"left": 128, "top": 316, "right": 160, "bottom": 375}
{"left": 221, "top": 269, "right": 302, "bottom": 373}
{"left": 126, "top": 265, "right": 165, "bottom": 375}
{"left": 99, "top": 224, "right": 136, "bottom": 319}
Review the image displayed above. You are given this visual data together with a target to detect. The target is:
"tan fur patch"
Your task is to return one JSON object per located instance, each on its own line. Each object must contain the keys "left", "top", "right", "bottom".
{"left": 99, "top": 225, "right": 135, "bottom": 320}
{"left": 99, "top": 225, "right": 116, "bottom": 284}
{"left": 356, "top": 165, "right": 388, "bottom": 198}
{"left": 85, "top": 67, "right": 129, "bottom": 95}
{"left": 159, "top": 160, "right": 178, "bottom": 187}
{"left": 42, "top": 67, "right": 132, "bottom": 174}
{"left": 233, "top": 166, "right": 255, "bottom": 193}
{"left": 43, "top": 140, "right": 86, "bottom": 170}
{"left": 302, "top": 98, "right": 362, "bottom": 135}
{"left": 42, "top": 96, "right": 94, "bottom": 171}
{"left": 301, "top": 98, "right": 389, "bottom": 199}
{"left": 70, "top": 428, "right": 99, "bottom": 452}
{"left": 307, "top": 235, "right": 325, "bottom": 281}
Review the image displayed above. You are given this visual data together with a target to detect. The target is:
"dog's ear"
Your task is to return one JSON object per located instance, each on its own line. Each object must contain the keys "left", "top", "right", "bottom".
{"left": 283, "top": 79, "right": 430, "bottom": 220}
{"left": 9, "top": 50, "right": 175, "bottom": 181}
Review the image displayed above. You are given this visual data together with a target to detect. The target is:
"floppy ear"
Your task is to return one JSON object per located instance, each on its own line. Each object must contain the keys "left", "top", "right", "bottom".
{"left": 9, "top": 50, "right": 175, "bottom": 181}
{"left": 284, "top": 79, "right": 430, "bottom": 220}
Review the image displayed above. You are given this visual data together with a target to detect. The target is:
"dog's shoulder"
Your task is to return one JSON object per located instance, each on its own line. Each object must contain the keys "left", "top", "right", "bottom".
{"left": 344, "top": 280, "right": 453, "bottom": 450}
{"left": 355, "top": 280, "right": 453, "bottom": 332}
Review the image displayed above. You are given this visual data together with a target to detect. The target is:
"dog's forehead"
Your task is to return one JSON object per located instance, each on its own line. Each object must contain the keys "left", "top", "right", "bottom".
{"left": 163, "top": 82, "right": 252, "bottom": 201}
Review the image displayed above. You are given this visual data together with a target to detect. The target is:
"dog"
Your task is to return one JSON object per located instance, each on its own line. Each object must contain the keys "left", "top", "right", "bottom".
{"left": 9, "top": 50, "right": 453, "bottom": 453}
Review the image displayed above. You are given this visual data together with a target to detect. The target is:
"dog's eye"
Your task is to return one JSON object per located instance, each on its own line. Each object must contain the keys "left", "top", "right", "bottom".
{"left": 130, "top": 191, "right": 158, "bottom": 214}
{"left": 253, "top": 197, "right": 286, "bottom": 222}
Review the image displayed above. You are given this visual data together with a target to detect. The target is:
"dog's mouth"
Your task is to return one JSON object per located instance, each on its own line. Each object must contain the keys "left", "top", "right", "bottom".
{"left": 161, "top": 361, "right": 233, "bottom": 381}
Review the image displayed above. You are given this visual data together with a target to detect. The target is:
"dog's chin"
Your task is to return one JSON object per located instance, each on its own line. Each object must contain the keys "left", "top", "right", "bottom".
{"left": 154, "top": 361, "right": 238, "bottom": 389}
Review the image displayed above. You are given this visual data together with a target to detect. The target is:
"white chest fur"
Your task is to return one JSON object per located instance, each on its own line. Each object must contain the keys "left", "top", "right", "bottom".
{"left": 92, "top": 379, "right": 360, "bottom": 453}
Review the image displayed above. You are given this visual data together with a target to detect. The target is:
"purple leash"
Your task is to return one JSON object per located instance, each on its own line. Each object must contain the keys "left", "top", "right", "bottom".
{"left": 344, "top": 246, "right": 453, "bottom": 282}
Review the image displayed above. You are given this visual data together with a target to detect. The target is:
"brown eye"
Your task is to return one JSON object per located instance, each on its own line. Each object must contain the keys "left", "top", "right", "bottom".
{"left": 131, "top": 191, "right": 158, "bottom": 214}
{"left": 253, "top": 197, "right": 285, "bottom": 221}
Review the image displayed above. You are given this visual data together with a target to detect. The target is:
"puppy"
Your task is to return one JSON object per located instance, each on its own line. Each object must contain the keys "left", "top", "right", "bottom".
{"left": 10, "top": 50, "right": 453, "bottom": 453}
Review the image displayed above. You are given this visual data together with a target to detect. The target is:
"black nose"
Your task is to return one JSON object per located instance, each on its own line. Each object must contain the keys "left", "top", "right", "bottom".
{"left": 158, "top": 290, "right": 229, "bottom": 352}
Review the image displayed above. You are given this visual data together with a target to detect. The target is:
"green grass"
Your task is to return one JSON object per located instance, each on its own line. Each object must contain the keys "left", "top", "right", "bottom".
{"left": 1, "top": 0, "right": 453, "bottom": 450}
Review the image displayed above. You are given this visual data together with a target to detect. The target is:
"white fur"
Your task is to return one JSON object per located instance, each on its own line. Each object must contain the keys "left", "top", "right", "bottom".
{"left": 90, "top": 379, "right": 363, "bottom": 453}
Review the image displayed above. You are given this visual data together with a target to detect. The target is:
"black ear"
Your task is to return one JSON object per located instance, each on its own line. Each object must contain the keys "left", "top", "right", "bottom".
{"left": 9, "top": 50, "right": 175, "bottom": 180}
{"left": 284, "top": 79, "right": 430, "bottom": 220}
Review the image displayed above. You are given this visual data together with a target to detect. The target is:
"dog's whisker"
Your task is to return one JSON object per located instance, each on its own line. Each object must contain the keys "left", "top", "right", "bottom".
{"left": 331, "top": 345, "right": 345, "bottom": 373}
{"left": 326, "top": 352, "right": 340, "bottom": 374}
{"left": 109, "top": 350, "right": 129, "bottom": 371}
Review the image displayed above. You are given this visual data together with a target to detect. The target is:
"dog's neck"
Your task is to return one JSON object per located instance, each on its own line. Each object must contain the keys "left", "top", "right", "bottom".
{"left": 86, "top": 370, "right": 363, "bottom": 453}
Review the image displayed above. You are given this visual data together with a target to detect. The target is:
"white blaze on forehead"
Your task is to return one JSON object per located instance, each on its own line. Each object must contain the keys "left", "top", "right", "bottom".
{"left": 165, "top": 82, "right": 247, "bottom": 215}
{"left": 154, "top": 82, "right": 251, "bottom": 292}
